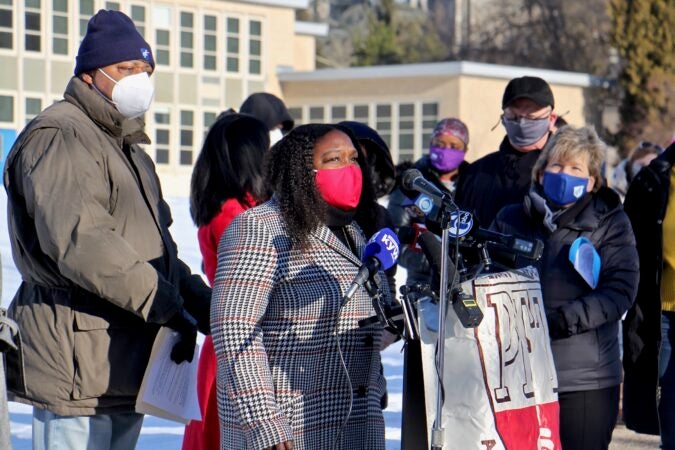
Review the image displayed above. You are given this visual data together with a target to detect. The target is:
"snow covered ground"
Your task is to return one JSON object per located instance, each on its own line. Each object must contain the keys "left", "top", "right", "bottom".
{"left": 0, "top": 193, "right": 405, "bottom": 449}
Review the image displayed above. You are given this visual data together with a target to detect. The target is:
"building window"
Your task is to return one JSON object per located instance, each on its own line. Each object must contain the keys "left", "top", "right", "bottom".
{"left": 420, "top": 102, "right": 438, "bottom": 152}
{"left": 203, "top": 14, "right": 217, "bottom": 71}
{"left": 180, "top": 110, "right": 194, "bottom": 165}
{"left": 376, "top": 104, "right": 391, "bottom": 147}
{"left": 287, "top": 107, "right": 302, "bottom": 126}
{"left": 225, "top": 17, "right": 239, "bottom": 73}
{"left": 353, "top": 104, "right": 369, "bottom": 123}
{"left": 154, "top": 109, "right": 170, "bottom": 164}
{"left": 25, "top": 0, "right": 41, "bottom": 52}
{"left": 309, "top": 106, "right": 324, "bottom": 122}
{"left": 153, "top": 7, "right": 171, "bottom": 66}
{"left": 25, "top": 97, "right": 41, "bottom": 124}
{"left": 0, "top": 0, "right": 13, "bottom": 49}
{"left": 52, "top": 0, "right": 68, "bottom": 55}
{"left": 179, "top": 11, "right": 193, "bottom": 68}
{"left": 0, "top": 95, "right": 13, "bottom": 122}
{"left": 248, "top": 19, "right": 261, "bottom": 75}
{"left": 331, "top": 106, "right": 346, "bottom": 122}
{"left": 398, "top": 103, "right": 415, "bottom": 161}
{"left": 79, "top": 0, "right": 94, "bottom": 41}
{"left": 130, "top": 5, "right": 146, "bottom": 38}
{"left": 203, "top": 111, "right": 217, "bottom": 138}
{"left": 105, "top": 1, "right": 119, "bottom": 10}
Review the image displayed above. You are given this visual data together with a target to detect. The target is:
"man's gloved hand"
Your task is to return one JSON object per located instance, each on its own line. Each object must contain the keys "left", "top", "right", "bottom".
{"left": 165, "top": 308, "right": 198, "bottom": 364}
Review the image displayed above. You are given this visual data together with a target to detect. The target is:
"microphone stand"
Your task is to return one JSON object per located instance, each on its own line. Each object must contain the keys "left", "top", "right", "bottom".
{"left": 430, "top": 198, "right": 458, "bottom": 450}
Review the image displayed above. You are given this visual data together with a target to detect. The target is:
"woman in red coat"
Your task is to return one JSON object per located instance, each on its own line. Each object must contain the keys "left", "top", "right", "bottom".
{"left": 182, "top": 112, "right": 270, "bottom": 450}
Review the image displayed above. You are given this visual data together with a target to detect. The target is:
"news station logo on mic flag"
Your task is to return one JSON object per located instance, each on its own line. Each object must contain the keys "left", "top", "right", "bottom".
{"left": 448, "top": 210, "right": 473, "bottom": 238}
{"left": 363, "top": 228, "right": 399, "bottom": 270}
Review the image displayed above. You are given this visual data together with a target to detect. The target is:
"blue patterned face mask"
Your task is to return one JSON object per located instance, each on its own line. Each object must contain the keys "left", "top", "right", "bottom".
{"left": 542, "top": 171, "right": 589, "bottom": 206}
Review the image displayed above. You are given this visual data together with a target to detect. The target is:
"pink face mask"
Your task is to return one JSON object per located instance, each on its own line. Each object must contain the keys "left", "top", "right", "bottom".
{"left": 315, "top": 165, "right": 363, "bottom": 211}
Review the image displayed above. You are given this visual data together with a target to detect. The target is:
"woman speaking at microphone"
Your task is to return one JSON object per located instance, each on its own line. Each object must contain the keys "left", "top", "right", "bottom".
{"left": 211, "top": 124, "right": 390, "bottom": 450}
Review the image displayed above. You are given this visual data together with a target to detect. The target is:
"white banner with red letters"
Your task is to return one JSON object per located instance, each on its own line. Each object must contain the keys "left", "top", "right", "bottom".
{"left": 418, "top": 267, "right": 561, "bottom": 450}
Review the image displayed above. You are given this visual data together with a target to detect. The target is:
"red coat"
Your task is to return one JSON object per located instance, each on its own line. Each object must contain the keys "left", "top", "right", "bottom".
{"left": 183, "top": 196, "right": 254, "bottom": 450}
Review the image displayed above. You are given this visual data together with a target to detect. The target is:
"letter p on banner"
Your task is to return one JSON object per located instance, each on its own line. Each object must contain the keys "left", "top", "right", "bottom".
{"left": 418, "top": 267, "right": 562, "bottom": 449}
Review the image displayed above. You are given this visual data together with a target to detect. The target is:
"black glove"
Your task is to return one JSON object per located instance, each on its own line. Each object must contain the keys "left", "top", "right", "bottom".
{"left": 546, "top": 309, "right": 571, "bottom": 341}
{"left": 165, "top": 308, "right": 198, "bottom": 364}
{"left": 180, "top": 272, "right": 212, "bottom": 335}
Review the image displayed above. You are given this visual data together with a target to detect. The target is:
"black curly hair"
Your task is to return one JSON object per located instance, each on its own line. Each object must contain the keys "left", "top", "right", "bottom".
{"left": 190, "top": 112, "right": 270, "bottom": 227}
{"left": 265, "top": 123, "right": 379, "bottom": 247}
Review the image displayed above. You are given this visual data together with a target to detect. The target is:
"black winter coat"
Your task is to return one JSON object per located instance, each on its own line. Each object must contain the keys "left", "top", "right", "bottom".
{"left": 622, "top": 142, "right": 675, "bottom": 435}
{"left": 455, "top": 136, "right": 547, "bottom": 227}
{"left": 492, "top": 187, "right": 639, "bottom": 392}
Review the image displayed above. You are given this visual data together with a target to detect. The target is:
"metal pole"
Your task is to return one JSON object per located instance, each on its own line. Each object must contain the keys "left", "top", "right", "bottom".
{"left": 430, "top": 209, "right": 452, "bottom": 450}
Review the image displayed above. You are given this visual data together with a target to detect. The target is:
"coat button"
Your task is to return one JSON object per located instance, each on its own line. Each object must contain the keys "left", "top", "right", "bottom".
{"left": 357, "top": 385, "right": 367, "bottom": 397}
{"left": 363, "top": 335, "right": 374, "bottom": 347}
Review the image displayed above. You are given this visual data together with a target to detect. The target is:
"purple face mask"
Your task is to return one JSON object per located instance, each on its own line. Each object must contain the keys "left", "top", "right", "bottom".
{"left": 429, "top": 146, "right": 465, "bottom": 173}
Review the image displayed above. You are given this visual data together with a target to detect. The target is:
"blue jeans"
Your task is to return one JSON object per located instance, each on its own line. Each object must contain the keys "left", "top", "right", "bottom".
{"left": 32, "top": 408, "right": 144, "bottom": 450}
{"left": 660, "top": 312, "right": 675, "bottom": 450}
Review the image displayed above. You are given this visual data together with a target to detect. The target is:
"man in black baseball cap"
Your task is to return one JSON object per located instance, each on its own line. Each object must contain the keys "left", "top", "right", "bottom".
{"left": 502, "top": 76, "right": 555, "bottom": 110}
{"left": 455, "top": 75, "right": 558, "bottom": 225}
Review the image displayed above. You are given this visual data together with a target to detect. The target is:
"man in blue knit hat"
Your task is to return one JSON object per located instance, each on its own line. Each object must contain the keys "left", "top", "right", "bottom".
{"left": 3, "top": 10, "right": 211, "bottom": 449}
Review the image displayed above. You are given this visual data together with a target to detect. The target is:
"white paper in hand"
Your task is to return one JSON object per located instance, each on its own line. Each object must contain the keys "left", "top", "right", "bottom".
{"left": 135, "top": 327, "right": 201, "bottom": 424}
{"left": 568, "top": 237, "right": 601, "bottom": 289}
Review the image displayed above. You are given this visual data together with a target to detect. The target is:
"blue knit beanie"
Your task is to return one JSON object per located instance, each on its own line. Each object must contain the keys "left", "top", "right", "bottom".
{"left": 74, "top": 10, "right": 154, "bottom": 75}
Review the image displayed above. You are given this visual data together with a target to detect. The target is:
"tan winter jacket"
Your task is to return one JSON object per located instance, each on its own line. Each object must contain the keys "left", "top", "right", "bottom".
{"left": 3, "top": 76, "right": 210, "bottom": 415}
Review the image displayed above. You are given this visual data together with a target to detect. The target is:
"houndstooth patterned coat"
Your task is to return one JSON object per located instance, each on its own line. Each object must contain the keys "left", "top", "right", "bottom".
{"left": 211, "top": 199, "right": 388, "bottom": 450}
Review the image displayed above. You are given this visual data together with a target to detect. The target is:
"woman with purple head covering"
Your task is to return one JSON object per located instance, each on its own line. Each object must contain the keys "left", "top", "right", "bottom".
{"left": 386, "top": 117, "right": 470, "bottom": 286}
{"left": 427, "top": 118, "right": 470, "bottom": 190}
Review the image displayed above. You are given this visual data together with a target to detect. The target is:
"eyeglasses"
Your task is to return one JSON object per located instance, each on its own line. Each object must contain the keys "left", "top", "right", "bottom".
{"left": 503, "top": 112, "right": 551, "bottom": 121}
{"left": 502, "top": 106, "right": 553, "bottom": 122}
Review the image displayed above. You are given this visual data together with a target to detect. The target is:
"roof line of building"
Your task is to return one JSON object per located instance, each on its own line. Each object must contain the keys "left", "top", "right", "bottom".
{"left": 278, "top": 60, "right": 603, "bottom": 87}
{"left": 235, "top": 0, "right": 310, "bottom": 9}
{"left": 294, "top": 21, "right": 329, "bottom": 37}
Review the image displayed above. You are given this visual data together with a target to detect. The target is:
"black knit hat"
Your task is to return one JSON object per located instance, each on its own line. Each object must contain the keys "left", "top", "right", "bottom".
{"left": 502, "top": 76, "right": 554, "bottom": 109}
{"left": 240, "top": 93, "right": 295, "bottom": 132}
{"left": 339, "top": 120, "right": 396, "bottom": 197}
{"left": 74, "top": 10, "right": 154, "bottom": 75}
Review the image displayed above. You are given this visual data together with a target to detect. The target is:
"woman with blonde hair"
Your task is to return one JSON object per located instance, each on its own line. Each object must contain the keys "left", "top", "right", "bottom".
{"left": 491, "top": 125, "right": 639, "bottom": 450}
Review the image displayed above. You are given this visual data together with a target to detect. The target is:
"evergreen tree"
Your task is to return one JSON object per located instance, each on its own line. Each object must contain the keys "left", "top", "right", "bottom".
{"left": 609, "top": 0, "right": 675, "bottom": 150}
{"left": 353, "top": 0, "right": 402, "bottom": 65}
{"left": 352, "top": 0, "right": 446, "bottom": 66}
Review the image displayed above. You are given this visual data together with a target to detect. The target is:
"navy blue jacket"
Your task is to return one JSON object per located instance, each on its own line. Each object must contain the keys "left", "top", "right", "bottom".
{"left": 455, "top": 136, "right": 545, "bottom": 227}
{"left": 492, "top": 187, "right": 639, "bottom": 392}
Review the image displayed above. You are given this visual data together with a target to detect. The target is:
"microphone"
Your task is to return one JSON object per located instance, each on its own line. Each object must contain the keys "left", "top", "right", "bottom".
{"left": 473, "top": 228, "right": 544, "bottom": 261}
{"left": 417, "top": 231, "right": 453, "bottom": 286}
{"left": 421, "top": 207, "right": 543, "bottom": 262}
{"left": 416, "top": 230, "right": 484, "bottom": 328}
{"left": 344, "top": 228, "right": 400, "bottom": 303}
{"left": 401, "top": 169, "right": 455, "bottom": 208}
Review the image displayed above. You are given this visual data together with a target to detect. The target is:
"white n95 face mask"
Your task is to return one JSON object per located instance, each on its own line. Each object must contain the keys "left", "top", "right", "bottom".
{"left": 98, "top": 69, "right": 155, "bottom": 119}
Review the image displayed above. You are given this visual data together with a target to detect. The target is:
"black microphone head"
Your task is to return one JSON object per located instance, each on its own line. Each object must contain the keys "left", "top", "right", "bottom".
{"left": 401, "top": 169, "right": 422, "bottom": 191}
